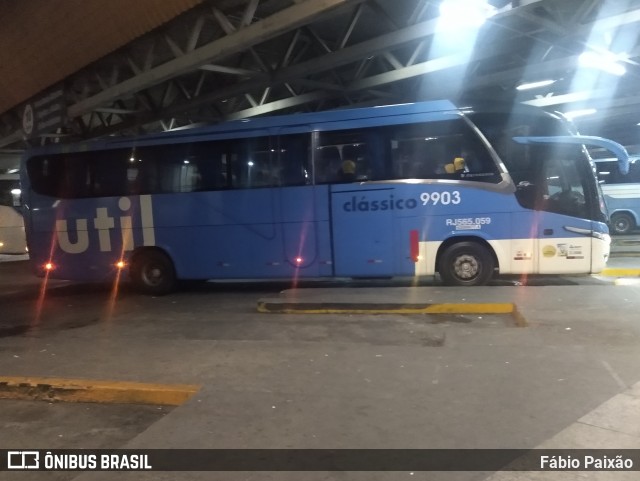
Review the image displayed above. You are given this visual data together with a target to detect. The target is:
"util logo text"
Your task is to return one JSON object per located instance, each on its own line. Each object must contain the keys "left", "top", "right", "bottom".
{"left": 55, "top": 196, "right": 155, "bottom": 254}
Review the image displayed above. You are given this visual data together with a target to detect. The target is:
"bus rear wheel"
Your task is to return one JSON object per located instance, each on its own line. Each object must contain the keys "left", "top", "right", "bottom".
{"left": 610, "top": 212, "right": 635, "bottom": 235}
{"left": 130, "top": 250, "right": 177, "bottom": 295}
{"left": 439, "top": 242, "right": 495, "bottom": 286}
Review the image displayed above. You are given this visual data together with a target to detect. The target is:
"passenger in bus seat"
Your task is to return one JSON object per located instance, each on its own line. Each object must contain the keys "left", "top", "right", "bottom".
{"left": 338, "top": 159, "right": 357, "bottom": 182}
{"left": 453, "top": 156, "right": 467, "bottom": 173}
{"left": 443, "top": 156, "right": 468, "bottom": 176}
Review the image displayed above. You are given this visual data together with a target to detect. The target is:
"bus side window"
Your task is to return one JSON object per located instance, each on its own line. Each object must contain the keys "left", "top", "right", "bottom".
{"left": 91, "top": 152, "right": 128, "bottom": 197}
{"left": 314, "top": 146, "right": 342, "bottom": 184}
{"left": 317, "top": 130, "right": 370, "bottom": 183}
{"left": 27, "top": 155, "right": 91, "bottom": 198}
{"left": 192, "top": 142, "right": 229, "bottom": 190}
{"left": 122, "top": 147, "right": 146, "bottom": 195}
{"left": 386, "top": 120, "right": 500, "bottom": 182}
{"left": 342, "top": 144, "right": 368, "bottom": 181}
{"left": 178, "top": 161, "right": 201, "bottom": 192}
{"left": 388, "top": 123, "right": 454, "bottom": 180}
{"left": 628, "top": 160, "right": 640, "bottom": 184}
{"left": 149, "top": 144, "right": 198, "bottom": 193}
{"left": 229, "top": 136, "right": 277, "bottom": 189}
{"left": 26, "top": 157, "right": 52, "bottom": 197}
{"left": 278, "top": 134, "right": 310, "bottom": 186}
{"left": 600, "top": 159, "right": 640, "bottom": 185}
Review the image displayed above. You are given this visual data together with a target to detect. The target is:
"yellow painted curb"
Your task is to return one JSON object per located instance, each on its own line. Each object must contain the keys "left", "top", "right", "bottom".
{"left": 257, "top": 302, "right": 527, "bottom": 326}
{"left": 600, "top": 268, "right": 640, "bottom": 277}
{"left": 0, "top": 376, "right": 201, "bottom": 406}
{"left": 258, "top": 302, "right": 515, "bottom": 315}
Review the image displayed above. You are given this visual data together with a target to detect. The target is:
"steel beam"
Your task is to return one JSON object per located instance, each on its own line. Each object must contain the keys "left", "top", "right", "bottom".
{"left": 67, "top": 0, "right": 364, "bottom": 118}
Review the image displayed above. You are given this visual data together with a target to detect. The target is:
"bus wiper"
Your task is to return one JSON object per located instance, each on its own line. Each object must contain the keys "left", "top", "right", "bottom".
{"left": 512, "top": 135, "right": 630, "bottom": 175}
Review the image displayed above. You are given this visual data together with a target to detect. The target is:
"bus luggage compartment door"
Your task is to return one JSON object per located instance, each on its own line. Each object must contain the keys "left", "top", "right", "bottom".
{"left": 331, "top": 187, "right": 395, "bottom": 277}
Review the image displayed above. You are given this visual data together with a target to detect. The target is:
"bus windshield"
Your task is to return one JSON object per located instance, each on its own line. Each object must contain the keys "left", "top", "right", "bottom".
{"left": 469, "top": 112, "right": 607, "bottom": 223}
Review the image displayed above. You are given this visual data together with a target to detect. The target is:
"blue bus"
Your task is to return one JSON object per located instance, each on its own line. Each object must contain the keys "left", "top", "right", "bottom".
{"left": 594, "top": 157, "right": 640, "bottom": 235}
{"left": 20, "top": 100, "right": 628, "bottom": 294}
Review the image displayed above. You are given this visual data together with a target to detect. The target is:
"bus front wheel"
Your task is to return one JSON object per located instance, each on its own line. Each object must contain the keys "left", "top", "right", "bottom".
{"left": 439, "top": 242, "right": 495, "bottom": 286}
{"left": 130, "top": 250, "right": 177, "bottom": 295}
{"left": 610, "top": 212, "right": 635, "bottom": 235}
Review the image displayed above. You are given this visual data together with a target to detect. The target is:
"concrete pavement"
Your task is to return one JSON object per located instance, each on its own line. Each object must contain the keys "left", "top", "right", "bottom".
{"left": 1, "top": 250, "right": 640, "bottom": 480}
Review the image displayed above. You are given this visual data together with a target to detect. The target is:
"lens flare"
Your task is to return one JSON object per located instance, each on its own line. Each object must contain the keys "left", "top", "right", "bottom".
{"left": 34, "top": 231, "right": 58, "bottom": 327}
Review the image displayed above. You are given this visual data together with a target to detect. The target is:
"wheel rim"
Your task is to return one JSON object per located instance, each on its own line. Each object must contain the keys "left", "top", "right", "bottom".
{"left": 142, "top": 263, "right": 165, "bottom": 286}
{"left": 452, "top": 254, "right": 480, "bottom": 280}
{"left": 614, "top": 217, "right": 630, "bottom": 233}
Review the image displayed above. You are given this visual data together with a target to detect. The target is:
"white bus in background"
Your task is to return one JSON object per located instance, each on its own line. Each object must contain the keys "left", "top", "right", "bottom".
{"left": 0, "top": 173, "right": 27, "bottom": 254}
{"left": 595, "top": 156, "right": 640, "bottom": 235}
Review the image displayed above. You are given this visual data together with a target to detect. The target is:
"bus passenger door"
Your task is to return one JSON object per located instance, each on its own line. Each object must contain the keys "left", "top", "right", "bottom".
{"left": 274, "top": 131, "right": 327, "bottom": 277}
{"left": 331, "top": 186, "right": 395, "bottom": 277}
{"left": 277, "top": 185, "right": 322, "bottom": 276}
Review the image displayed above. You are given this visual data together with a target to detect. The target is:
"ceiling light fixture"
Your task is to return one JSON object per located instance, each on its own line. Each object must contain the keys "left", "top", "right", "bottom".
{"left": 516, "top": 79, "right": 557, "bottom": 91}
{"left": 439, "top": 0, "right": 496, "bottom": 28}
{"left": 579, "top": 51, "right": 627, "bottom": 76}
{"left": 563, "top": 108, "right": 597, "bottom": 120}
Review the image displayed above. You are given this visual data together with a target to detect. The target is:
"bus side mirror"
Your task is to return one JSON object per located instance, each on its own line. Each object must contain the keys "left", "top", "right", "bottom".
{"left": 515, "top": 181, "right": 537, "bottom": 209}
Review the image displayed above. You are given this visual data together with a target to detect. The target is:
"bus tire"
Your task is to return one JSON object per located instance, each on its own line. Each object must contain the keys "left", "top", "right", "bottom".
{"left": 130, "top": 250, "right": 177, "bottom": 295}
{"left": 439, "top": 241, "right": 495, "bottom": 286}
{"left": 610, "top": 212, "right": 635, "bottom": 235}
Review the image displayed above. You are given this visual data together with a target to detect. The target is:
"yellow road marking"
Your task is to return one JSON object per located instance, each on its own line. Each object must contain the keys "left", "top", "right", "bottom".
{"left": 258, "top": 301, "right": 527, "bottom": 326}
{"left": 0, "top": 376, "right": 200, "bottom": 405}
{"left": 601, "top": 268, "right": 640, "bottom": 277}
{"left": 259, "top": 302, "right": 515, "bottom": 315}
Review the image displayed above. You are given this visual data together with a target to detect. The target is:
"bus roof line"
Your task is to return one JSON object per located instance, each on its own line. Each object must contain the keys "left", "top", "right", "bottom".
{"left": 104, "top": 100, "right": 459, "bottom": 146}
{"left": 20, "top": 100, "right": 457, "bottom": 156}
